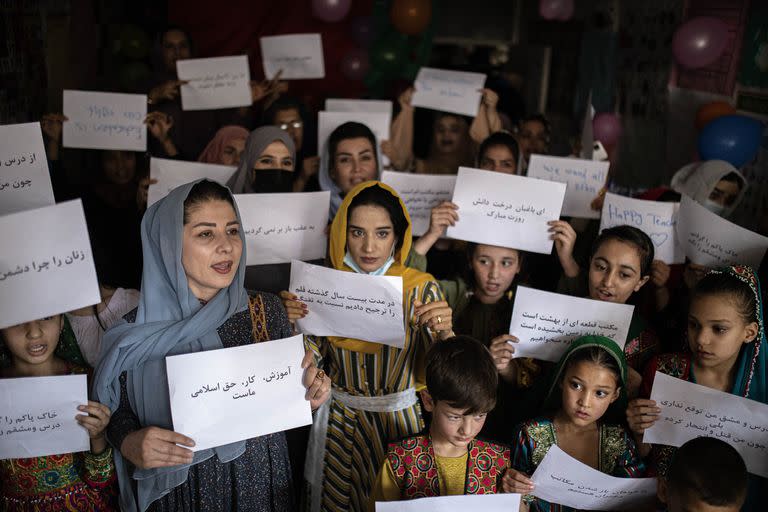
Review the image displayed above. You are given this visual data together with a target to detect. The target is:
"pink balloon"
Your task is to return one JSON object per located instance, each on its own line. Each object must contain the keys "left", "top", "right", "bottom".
{"left": 540, "top": 0, "right": 574, "bottom": 21}
{"left": 341, "top": 49, "right": 369, "bottom": 80}
{"left": 672, "top": 16, "right": 729, "bottom": 69}
{"left": 311, "top": 0, "right": 352, "bottom": 23}
{"left": 592, "top": 113, "right": 622, "bottom": 146}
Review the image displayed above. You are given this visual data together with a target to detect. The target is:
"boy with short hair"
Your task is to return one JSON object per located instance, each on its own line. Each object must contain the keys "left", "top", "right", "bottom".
{"left": 658, "top": 437, "right": 748, "bottom": 512}
{"left": 370, "top": 336, "right": 509, "bottom": 507}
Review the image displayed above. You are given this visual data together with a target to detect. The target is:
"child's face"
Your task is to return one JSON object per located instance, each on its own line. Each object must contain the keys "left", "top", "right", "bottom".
{"left": 1, "top": 316, "right": 63, "bottom": 366}
{"left": 688, "top": 294, "right": 758, "bottom": 371}
{"left": 422, "top": 391, "right": 487, "bottom": 455}
{"left": 560, "top": 361, "right": 620, "bottom": 427}
{"left": 665, "top": 488, "right": 742, "bottom": 512}
{"left": 588, "top": 239, "right": 649, "bottom": 304}
{"left": 708, "top": 179, "right": 741, "bottom": 208}
{"left": 471, "top": 245, "right": 520, "bottom": 304}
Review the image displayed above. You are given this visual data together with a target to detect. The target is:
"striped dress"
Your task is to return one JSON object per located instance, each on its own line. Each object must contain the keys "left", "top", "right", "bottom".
{"left": 305, "top": 280, "right": 444, "bottom": 512}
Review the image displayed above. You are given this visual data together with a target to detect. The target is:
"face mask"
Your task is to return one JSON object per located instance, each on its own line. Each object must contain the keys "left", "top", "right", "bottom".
{"left": 251, "top": 169, "right": 293, "bottom": 193}
{"left": 703, "top": 199, "right": 726, "bottom": 217}
{"left": 343, "top": 246, "right": 396, "bottom": 276}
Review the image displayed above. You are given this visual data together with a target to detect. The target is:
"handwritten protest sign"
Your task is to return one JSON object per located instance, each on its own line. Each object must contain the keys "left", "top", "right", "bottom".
{"left": 62, "top": 90, "right": 147, "bottom": 151}
{"left": 289, "top": 260, "right": 405, "bottom": 348}
{"left": 376, "top": 494, "right": 521, "bottom": 512}
{"left": 0, "top": 200, "right": 100, "bottom": 330}
{"left": 318, "top": 110, "right": 392, "bottom": 167}
{"left": 326, "top": 98, "right": 393, "bottom": 114}
{"left": 508, "top": 287, "right": 634, "bottom": 362}
{"left": 235, "top": 192, "right": 329, "bottom": 266}
{"left": 0, "top": 374, "right": 89, "bottom": 459}
{"left": 0, "top": 122, "right": 55, "bottom": 215}
{"left": 411, "top": 67, "right": 486, "bottom": 117}
{"left": 148, "top": 158, "right": 237, "bottom": 206}
{"left": 600, "top": 192, "right": 684, "bottom": 264}
{"left": 167, "top": 335, "right": 311, "bottom": 452}
{"left": 531, "top": 445, "right": 657, "bottom": 511}
{"left": 381, "top": 171, "right": 456, "bottom": 236}
{"left": 645, "top": 372, "right": 768, "bottom": 478}
{"left": 676, "top": 195, "right": 768, "bottom": 268}
{"left": 260, "top": 33, "right": 325, "bottom": 80}
{"left": 446, "top": 167, "right": 566, "bottom": 254}
{"left": 527, "top": 155, "right": 608, "bottom": 219}
{"left": 176, "top": 56, "right": 251, "bottom": 110}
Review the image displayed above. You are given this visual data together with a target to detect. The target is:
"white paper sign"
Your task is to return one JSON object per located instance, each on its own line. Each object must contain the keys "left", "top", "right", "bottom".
{"left": 0, "top": 122, "right": 55, "bottom": 215}
{"left": 318, "top": 110, "right": 391, "bottom": 167}
{"left": 531, "top": 445, "right": 657, "bottom": 511}
{"left": 376, "top": 494, "right": 522, "bottom": 512}
{"left": 600, "top": 192, "right": 684, "bottom": 264}
{"left": 148, "top": 157, "right": 237, "bottom": 206}
{"left": 260, "top": 34, "right": 325, "bottom": 80}
{"left": 676, "top": 195, "right": 768, "bottom": 268}
{"left": 62, "top": 90, "right": 147, "bottom": 151}
{"left": 176, "top": 56, "right": 251, "bottom": 111}
{"left": 0, "top": 200, "right": 100, "bottom": 330}
{"left": 326, "top": 98, "right": 393, "bottom": 115}
{"left": 645, "top": 372, "right": 768, "bottom": 478}
{"left": 381, "top": 171, "right": 456, "bottom": 236}
{"left": 0, "top": 374, "right": 90, "bottom": 460}
{"left": 235, "top": 192, "right": 330, "bottom": 266}
{"left": 289, "top": 260, "right": 405, "bottom": 348}
{"left": 167, "top": 335, "right": 311, "bottom": 452}
{"left": 527, "top": 155, "right": 608, "bottom": 219}
{"left": 446, "top": 167, "right": 566, "bottom": 254}
{"left": 411, "top": 67, "right": 487, "bottom": 117}
{"left": 508, "top": 286, "right": 634, "bottom": 362}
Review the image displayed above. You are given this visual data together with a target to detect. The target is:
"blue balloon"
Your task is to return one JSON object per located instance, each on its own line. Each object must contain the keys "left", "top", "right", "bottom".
{"left": 698, "top": 114, "right": 763, "bottom": 168}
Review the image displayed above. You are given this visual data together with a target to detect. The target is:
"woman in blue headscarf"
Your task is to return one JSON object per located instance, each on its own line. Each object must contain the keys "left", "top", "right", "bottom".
{"left": 93, "top": 179, "right": 330, "bottom": 512}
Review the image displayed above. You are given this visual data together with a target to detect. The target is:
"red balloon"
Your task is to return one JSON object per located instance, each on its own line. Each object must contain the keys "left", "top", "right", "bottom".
{"left": 672, "top": 16, "right": 728, "bottom": 69}
{"left": 593, "top": 113, "right": 622, "bottom": 146}
{"left": 311, "top": 0, "right": 351, "bottom": 23}
{"left": 540, "top": 0, "right": 574, "bottom": 21}
{"left": 340, "top": 49, "right": 369, "bottom": 81}
{"left": 391, "top": 0, "right": 432, "bottom": 35}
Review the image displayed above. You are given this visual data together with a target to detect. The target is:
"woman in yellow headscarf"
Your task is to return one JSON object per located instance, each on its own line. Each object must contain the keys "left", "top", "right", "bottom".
{"left": 281, "top": 181, "right": 454, "bottom": 512}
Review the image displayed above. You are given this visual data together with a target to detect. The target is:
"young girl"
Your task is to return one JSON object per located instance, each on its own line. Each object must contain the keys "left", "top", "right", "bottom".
{"left": 502, "top": 336, "right": 645, "bottom": 511}
{"left": 0, "top": 315, "right": 117, "bottom": 510}
{"left": 627, "top": 265, "right": 767, "bottom": 511}
{"left": 554, "top": 224, "right": 660, "bottom": 390}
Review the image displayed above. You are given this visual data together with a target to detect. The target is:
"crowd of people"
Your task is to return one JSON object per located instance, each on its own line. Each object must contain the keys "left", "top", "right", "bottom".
{"left": 1, "top": 25, "right": 766, "bottom": 512}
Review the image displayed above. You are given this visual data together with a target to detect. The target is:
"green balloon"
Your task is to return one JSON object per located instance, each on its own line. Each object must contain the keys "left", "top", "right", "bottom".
{"left": 370, "top": 32, "right": 409, "bottom": 74}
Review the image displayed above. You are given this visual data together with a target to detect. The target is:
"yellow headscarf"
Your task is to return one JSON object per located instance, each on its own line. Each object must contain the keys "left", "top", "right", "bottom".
{"left": 328, "top": 180, "right": 435, "bottom": 353}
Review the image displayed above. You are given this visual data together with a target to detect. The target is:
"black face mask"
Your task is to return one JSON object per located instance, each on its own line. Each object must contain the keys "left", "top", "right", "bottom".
{"left": 251, "top": 169, "right": 294, "bottom": 193}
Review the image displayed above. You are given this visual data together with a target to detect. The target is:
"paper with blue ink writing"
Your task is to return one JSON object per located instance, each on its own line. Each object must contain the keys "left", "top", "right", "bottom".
{"left": 62, "top": 90, "right": 147, "bottom": 151}
{"left": 376, "top": 494, "right": 522, "bottom": 512}
{"left": 676, "top": 194, "right": 768, "bottom": 268}
{"left": 645, "top": 371, "right": 768, "bottom": 478}
{"left": 0, "top": 122, "right": 55, "bottom": 215}
{"left": 411, "top": 67, "right": 486, "bottom": 117}
{"left": 527, "top": 155, "right": 608, "bottom": 219}
{"left": 599, "top": 192, "right": 684, "bottom": 264}
{"left": 260, "top": 33, "right": 325, "bottom": 80}
{"left": 176, "top": 55, "right": 251, "bottom": 111}
{"left": 446, "top": 167, "right": 566, "bottom": 254}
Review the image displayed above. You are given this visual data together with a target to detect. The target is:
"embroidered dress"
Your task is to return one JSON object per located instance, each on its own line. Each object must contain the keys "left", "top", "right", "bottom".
{"left": 511, "top": 418, "right": 644, "bottom": 512}
{"left": 381, "top": 435, "right": 510, "bottom": 499}
{"left": 0, "top": 364, "right": 118, "bottom": 511}
{"left": 640, "top": 266, "right": 768, "bottom": 511}
{"left": 304, "top": 182, "right": 444, "bottom": 512}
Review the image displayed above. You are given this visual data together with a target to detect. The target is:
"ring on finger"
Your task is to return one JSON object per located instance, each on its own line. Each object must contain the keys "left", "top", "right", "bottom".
{"left": 315, "top": 370, "right": 325, "bottom": 382}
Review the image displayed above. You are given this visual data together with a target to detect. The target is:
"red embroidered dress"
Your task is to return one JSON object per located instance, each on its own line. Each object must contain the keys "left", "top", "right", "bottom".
{"left": 387, "top": 435, "right": 510, "bottom": 498}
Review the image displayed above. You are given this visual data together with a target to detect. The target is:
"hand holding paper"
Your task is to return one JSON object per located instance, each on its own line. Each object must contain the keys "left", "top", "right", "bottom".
{"left": 176, "top": 56, "right": 252, "bottom": 111}
{"left": 411, "top": 67, "right": 487, "bottom": 117}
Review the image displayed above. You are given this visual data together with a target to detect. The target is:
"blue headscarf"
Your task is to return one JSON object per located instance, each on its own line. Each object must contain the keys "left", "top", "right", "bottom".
{"left": 93, "top": 179, "right": 249, "bottom": 512}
